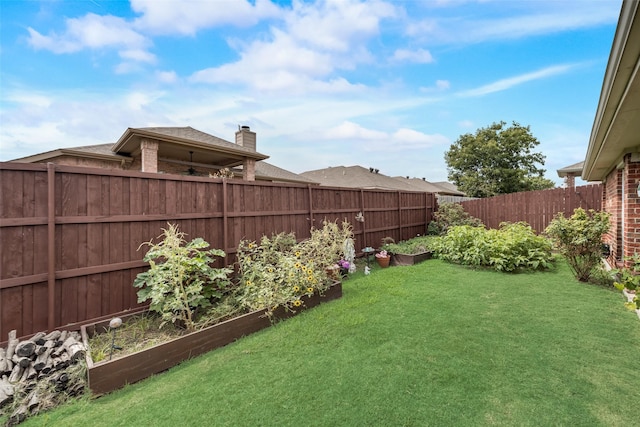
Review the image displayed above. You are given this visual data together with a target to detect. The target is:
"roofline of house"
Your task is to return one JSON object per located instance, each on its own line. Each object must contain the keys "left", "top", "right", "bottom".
{"left": 112, "top": 128, "right": 269, "bottom": 161}
{"left": 12, "top": 148, "right": 133, "bottom": 164}
{"left": 583, "top": 0, "right": 640, "bottom": 181}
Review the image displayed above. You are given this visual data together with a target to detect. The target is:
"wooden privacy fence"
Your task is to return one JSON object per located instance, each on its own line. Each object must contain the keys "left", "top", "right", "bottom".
{"left": 0, "top": 162, "right": 436, "bottom": 340}
{"left": 460, "top": 184, "right": 603, "bottom": 231}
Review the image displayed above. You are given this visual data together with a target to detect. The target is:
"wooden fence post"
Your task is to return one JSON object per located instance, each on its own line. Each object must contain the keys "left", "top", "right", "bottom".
{"left": 47, "top": 163, "right": 56, "bottom": 331}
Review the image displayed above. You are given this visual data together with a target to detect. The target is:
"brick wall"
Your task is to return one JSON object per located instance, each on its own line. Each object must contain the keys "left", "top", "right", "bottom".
{"left": 623, "top": 155, "right": 640, "bottom": 260}
{"left": 603, "top": 154, "right": 640, "bottom": 264}
{"left": 603, "top": 167, "right": 622, "bottom": 262}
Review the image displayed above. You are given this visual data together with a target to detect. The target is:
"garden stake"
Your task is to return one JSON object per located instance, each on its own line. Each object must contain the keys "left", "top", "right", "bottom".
{"left": 109, "top": 317, "right": 123, "bottom": 360}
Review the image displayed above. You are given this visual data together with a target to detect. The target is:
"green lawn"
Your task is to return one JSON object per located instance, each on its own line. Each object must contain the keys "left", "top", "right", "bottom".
{"left": 21, "top": 260, "right": 640, "bottom": 426}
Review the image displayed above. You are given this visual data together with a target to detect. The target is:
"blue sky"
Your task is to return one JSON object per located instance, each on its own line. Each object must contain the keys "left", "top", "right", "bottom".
{"left": 0, "top": 0, "right": 622, "bottom": 186}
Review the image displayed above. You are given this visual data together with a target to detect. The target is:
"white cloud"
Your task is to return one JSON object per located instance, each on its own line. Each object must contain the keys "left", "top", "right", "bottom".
{"left": 189, "top": 0, "right": 397, "bottom": 94}
{"left": 323, "top": 121, "right": 449, "bottom": 152}
{"left": 325, "top": 121, "right": 387, "bottom": 140}
{"left": 406, "top": 2, "right": 619, "bottom": 45}
{"left": 156, "top": 71, "right": 179, "bottom": 83}
{"left": 131, "top": 0, "right": 282, "bottom": 35}
{"left": 4, "top": 92, "right": 52, "bottom": 108}
{"left": 125, "top": 91, "right": 165, "bottom": 111}
{"left": 457, "top": 64, "right": 576, "bottom": 97}
{"left": 392, "top": 48, "right": 434, "bottom": 63}
{"left": 420, "top": 79, "right": 450, "bottom": 92}
{"left": 285, "top": 0, "right": 397, "bottom": 52}
{"left": 119, "top": 48, "right": 156, "bottom": 64}
{"left": 27, "top": 13, "right": 149, "bottom": 53}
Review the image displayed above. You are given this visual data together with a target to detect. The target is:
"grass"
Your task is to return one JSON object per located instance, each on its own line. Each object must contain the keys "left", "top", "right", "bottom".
{"left": 19, "top": 259, "right": 640, "bottom": 426}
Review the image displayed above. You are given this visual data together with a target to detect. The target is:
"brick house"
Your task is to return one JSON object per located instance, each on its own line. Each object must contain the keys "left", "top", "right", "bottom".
{"left": 582, "top": 0, "right": 640, "bottom": 264}
{"left": 12, "top": 125, "right": 316, "bottom": 184}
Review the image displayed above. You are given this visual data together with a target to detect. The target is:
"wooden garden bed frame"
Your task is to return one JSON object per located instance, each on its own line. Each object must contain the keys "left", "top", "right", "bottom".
{"left": 81, "top": 282, "right": 342, "bottom": 396}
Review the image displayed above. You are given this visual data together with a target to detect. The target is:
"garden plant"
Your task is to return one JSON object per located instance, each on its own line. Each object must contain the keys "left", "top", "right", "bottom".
{"left": 427, "top": 202, "right": 483, "bottom": 235}
{"left": 433, "top": 222, "right": 554, "bottom": 272}
{"left": 133, "top": 223, "right": 232, "bottom": 331}
{"left": 235, "top": 220, "right": 353, "bottom": 315}
{"left": 381, "top": 235, "right": 436, "bottom": 255}
{"left": 545, "top": 208, "right": 610, "bottom": 282}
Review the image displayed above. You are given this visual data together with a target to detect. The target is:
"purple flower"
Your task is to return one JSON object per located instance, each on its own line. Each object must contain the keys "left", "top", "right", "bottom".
{"left": 338, "top": 260, "right": 350, "bottom": 269}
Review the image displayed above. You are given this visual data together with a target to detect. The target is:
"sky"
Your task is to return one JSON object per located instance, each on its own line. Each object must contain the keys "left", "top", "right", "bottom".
{"left": 0, "top": 0, "right": 623, "bottom": 186}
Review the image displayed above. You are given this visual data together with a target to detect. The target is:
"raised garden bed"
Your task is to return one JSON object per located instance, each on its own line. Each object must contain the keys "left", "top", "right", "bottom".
{"left": 81, "top": 282, "right": 342, "bottom": 396}
{"left": 383, "top": 236, "right": 435, "bottom": 266}
{"left": 391, "top": 251, "right": 433, "bottom": 266}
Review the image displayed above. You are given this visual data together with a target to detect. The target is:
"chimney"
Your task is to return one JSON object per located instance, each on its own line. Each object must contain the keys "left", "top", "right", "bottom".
{"left": 235, "top": 125, "right": 256, "bottom": 151}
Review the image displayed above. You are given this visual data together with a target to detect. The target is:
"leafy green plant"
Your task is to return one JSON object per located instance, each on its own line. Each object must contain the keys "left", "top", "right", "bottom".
{"left": 382, "top": 236, "right": 436, "bottom": 255}
{"left": 544, "top": 208, "right": 610, "bottom": 282}
{"left": 433, "top": 222, "right": 554, "bottom": 272}
{"left": 235, "top": 221, "right": 354, "bottom": 314}
{"left": 612, "top": 254, "right": 640, "bottom": 313}
{"left": 133, "top": 223, "right": 232, "bottom": 331}
{"left": 428, "top": 202, "right": 483, "bottom": 235}
{"left": 625, "top": 295, "right": 640, "bottom": 311}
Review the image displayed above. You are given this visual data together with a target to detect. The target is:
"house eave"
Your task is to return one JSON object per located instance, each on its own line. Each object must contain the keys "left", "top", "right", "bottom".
{"left": 583, "top": 0, "right": 640, "bottom": 181}
{"left": 12, "top": 149, "right": 132, "bottom": 164}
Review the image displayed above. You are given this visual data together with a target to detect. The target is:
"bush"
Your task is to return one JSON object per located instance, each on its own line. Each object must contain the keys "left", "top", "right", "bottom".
{"left": 428, "top": 202, "right": 483, "bottom": 235}
{"left": 433, "top": 222, "right": 554, "bottom": 272}
{"left": 545, "top": 208, "right": 610, "bottom": 282}
{"left": 133, "top": 223, "right": 232, "bottom": 331}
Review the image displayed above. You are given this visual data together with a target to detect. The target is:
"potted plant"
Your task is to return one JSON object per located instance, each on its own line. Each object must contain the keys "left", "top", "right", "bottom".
{"left": 375, "top": 250, "right": 391, "bottom": 268}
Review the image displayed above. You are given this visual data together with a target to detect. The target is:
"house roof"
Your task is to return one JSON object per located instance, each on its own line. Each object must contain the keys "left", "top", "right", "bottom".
{"left": 112, "top": 126, "right": 269, "bottom": 168}
{"left": 583, "top": 0, "right": 640, "bottom": 181}
{"left": 391, "top": 177, "right": 465, "bottom": 195}
{"left": 557, "top": 161, "right": 584, "bottom": 178}
{"left": 11, "top": 143, "right": 132, "bottom": 164}
{"left": 300, "top": 166, "right": 419, "bottom": 191}
{"left": 10, "top": 127, "right": 312, "bottom": 184}
{"left": 238, "top": 162, "right": 318, "bottom": 184}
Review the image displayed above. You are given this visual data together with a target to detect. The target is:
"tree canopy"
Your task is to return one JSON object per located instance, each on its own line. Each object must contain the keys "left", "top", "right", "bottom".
{"left": 445, "top": 121, "right": 555, "bottom": 198}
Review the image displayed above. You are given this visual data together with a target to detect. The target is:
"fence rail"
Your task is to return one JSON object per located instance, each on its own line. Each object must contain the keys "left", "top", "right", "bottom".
{"left": 0, "top": 162, "right": 436, "bottom": 340}
{"left": 460, "top": 184, "right": 602, "bottom": 231}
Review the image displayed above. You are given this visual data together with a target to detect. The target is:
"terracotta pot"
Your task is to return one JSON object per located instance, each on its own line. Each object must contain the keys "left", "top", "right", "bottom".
{"left": 376, "top": 256, "right": 391, "bottom": 268}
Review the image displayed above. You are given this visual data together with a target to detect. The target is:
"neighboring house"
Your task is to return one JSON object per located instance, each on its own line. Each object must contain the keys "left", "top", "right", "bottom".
{"left": 299, "top": 165, "right": 463, "bottom": 195}
{"left": 11, "top": 126, "right": 316, "bottom": 185}
{"left": 557, "top": 161, "right": 584, "bottom": 188}
{"left": 391, "top": 177, "right": 465, "bottom": 196}
{"left": 391, "top": 177, "right": 473, "bottom": 202}
{"left": 581, "top": 0, "right": 640, "bottom": 264}
{"left": 300, "top": 166, "right": 418, "bottom": 191}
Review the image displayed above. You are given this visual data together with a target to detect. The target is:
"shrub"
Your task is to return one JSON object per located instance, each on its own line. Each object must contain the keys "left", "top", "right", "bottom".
{"left": 433, "top": 222, "right": 554, "bottom": 272}
{"left": 133, "top": 223, "right": 232, "bottom": 331}
{"left": 235, "top": 221, "right": 353, "bottom": 314}
{"left": 428, "top": 202, "right": 483, "bottom": 235}
{"left": 544, "top": 208, "right": 610, "bottom": 282}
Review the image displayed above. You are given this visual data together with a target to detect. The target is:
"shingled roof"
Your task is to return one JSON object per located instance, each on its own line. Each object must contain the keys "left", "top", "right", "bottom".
{"left": 391, "top": 177, "right": 464, "bottom": 195}
{"left": 11, "top": 127, "right": 313, "bottom": 184}
{"left": 300, "top": 166, "right": 423, "bottom": 191}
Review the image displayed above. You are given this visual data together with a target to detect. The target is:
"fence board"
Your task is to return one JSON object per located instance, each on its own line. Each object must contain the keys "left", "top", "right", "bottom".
{"left": 0, "top": 163, "right": 436, "bottom": 340}
{"left": 460, "top": 185, "right": 602, "bottom": 231}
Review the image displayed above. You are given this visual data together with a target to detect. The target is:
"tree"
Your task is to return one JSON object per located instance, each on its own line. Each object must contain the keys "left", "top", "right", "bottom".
{"left": 445, "top": 121, "right": 555, "bottom": 198}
